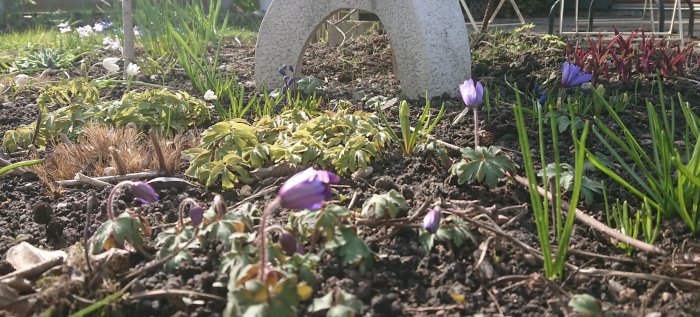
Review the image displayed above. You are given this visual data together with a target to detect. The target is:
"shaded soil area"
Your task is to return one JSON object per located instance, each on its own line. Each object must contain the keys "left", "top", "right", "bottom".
{"left": 1, "top": 31, "right": 700, "bottom": 316}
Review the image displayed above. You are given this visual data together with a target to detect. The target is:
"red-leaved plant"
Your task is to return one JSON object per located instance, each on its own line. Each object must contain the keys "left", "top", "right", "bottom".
{"left": 566, "top": 28, "right": 696, "bottom": 83}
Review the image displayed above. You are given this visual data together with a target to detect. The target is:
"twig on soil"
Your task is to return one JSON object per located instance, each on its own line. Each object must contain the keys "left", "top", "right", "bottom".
{"left": 347, "top": 190, "right": 359, "bottom": 210}
{"left": 59, "top": 134, "right": 73, "bottom": 147}
{"left": 75, "top": 173, "right": 112, "bottom": 187}
{"left": 127, "top": 289, "right": 226, "bottom": 303}
{"left": 232, "top": 183, "right": 280, "bottom": 209}
{"left": 512, "top": 175, "right": 664, "bottom": 255}
{"left": 122, "top": 236, "right": 196, "bottom": 281}
{"left": 56, "top": 171, "right": 163, "bottom": 186}
{"left": 578, "top": 267, "right": 700, "bottom": 289}
{"left": 402, "top": 304, "right": 464, "bottom": 313}
{"left": 0, "top": 256, "right": 63, "bottom": 282}
{"left": 568, "top": 248, "right": 645, "bottom": 266}
{"left": 149, "top": 130, "right": 168, "bottom": 173}
{"left": 486, "top": 288, "right": 505, "bottom": 317}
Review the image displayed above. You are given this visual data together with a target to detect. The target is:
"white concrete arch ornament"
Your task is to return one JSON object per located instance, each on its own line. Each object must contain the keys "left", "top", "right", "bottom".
{"left": 255, "top": 0, "right": 472, "bottom": 98}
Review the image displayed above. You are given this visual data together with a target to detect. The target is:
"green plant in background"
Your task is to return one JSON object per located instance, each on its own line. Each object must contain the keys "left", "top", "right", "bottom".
{"left": 2, "top": 84, "right": 210, "bottom": 151}
{"left": 514, "top": 83, "right": 591, "bottom": 280}
{"left": 361, "top": 190, "right": 408, "bottom": 219}
{"left": 378, "top": 99, "right": 445, "bottom": 156}
{"left": 450, "top": 146, "right": 516, "bottom": 188}
{"left": 587, "top": 83, "right": 700, "bottom": 233}
{"left": 96, "top": 89, "right": 211, "bottom": 133}
{"left": 12, "top": 47, "right": 77, "bottom": 71}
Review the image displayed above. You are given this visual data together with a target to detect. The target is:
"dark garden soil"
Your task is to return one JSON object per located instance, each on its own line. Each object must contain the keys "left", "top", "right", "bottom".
{"left": 1, "top": 30, "right": 700, "bottom": 317}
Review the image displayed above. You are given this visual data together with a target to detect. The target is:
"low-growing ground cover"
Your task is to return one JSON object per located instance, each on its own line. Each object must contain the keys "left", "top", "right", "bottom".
{"left": 0, "top": 2, "right": 700, "bottom": 316}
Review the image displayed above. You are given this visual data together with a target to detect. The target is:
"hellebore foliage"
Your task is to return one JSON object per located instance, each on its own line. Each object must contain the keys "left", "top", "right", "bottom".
{"left": 361, "top": 189, "right": 408, "bottom": 219}
{"left": 450, "top": 146, "right": 516, "bottom": 188}
{"left": 183, "top": 109, "right": 391, "bottom": 189}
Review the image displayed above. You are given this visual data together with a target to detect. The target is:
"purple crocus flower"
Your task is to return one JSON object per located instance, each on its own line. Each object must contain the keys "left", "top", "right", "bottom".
{"left": 131, "top": 181, "right": 159, "bottom": 204}
{"left": 278, "top": 167, "right": 340, "bottom": 210}
{"left": 459, "top": 79, "right": 484, "bottom": 107}
{"left": 561, "top": 62, "right": 593, "bottom": 88}
{"left": 189, "top": 205, "right": 205, "bottom": 227}
{"left": 422, "top": 208, "right": 441, "bottom": 234}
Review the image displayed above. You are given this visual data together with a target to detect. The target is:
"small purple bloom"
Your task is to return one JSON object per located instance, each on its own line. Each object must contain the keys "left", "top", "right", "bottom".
{"left": 539, "top": 92, "right": 548, "bottom": 105}
{"left": 278, "top": 66, "right": 286, "bottom": 76}
{"left": 288, "top": 65, "right": 294, "bottom": 73}
{"left": 278, "top": 168, "right": 340, "bottom": 210}
{"left": 189, "top": 205, "right": 205, "bottom": 227}
{"left": 422, "top": 208, "right": 441, "bottom": 234}
{"left": 459, "top": 79, "right": 484, "bottom": 108}
{"left": 279, "top": 231, "right": 297, "bottom": 256}
{"left": 131, "top": 181, "right": 159, "bottom": 204}
{"left": 561, "top": 61, "right": 593, "bottom": 88}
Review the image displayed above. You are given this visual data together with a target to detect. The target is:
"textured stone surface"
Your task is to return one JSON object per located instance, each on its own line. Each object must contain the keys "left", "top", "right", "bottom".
{"left": 255, "top": 0, "right": 471, "bottom": 98}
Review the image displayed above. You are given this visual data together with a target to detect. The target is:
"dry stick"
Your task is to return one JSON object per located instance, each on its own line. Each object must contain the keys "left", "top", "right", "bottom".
{"left": 109, "top": 146, "right": 128, "bottom": 175}
{"left": 128, "top": 289, "right": 225, "bottom": 303}
{"left": 122, "top": 236, "right": 197, "bottom": 281}
{"left": 75, "top": 173, "right": 112, "bottom": 187}
{"left": 149, "top": 130, "right": 168, "bottom": 173}
{"left": 455, "top": 210, "right": 700, "bottom": 290}
{"left": 512, "top": 175, "right": 664, "bottom": 255}
{"left": 0, "top": 257, "right": 63, "bottom": 282}
{"left": 59, "top": 134, "right": 73, "bottom": 147}
{"left": 403, "top": 304, "right": 464, "bottom": 313}
{"left": 56, "top": 171, "right": 162, "bottom": 186}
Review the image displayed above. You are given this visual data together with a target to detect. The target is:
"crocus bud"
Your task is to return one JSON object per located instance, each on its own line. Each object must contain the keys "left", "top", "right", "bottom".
{"left": 287, "top": 78, "right": 295, "bottom": 87}
{"left": 189, "top": 205, "right": 205, "bottom": 227}
{"left": 288, "top": 65, "right": 294, "bottom": 73}
{"left": 422, "top": 208, "right": 441, "bottom": 234}
{"left": 131, "top": 181, "right": 159, "bottom": 204}
{"left": 278, "top": 67, "right": 286, "bottom": 76}
{"left": 278, "top": 168, "right": 340, "bottom": 210}
{"left": 213, "top": 194, "right": 227, "bottom": 217}
{"left": 279, "top": 231, "right": 297, "bottom": 256}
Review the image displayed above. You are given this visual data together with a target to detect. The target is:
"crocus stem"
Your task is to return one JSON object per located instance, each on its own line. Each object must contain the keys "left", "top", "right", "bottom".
{"left": 473, "top": 107, "right": 480, "bottom": 147}
{"left": 107, "top": 181, "right": 132, "bottom": 221}
{"left": 258, "top": 196, "right": 281, "bottom": 281}
{"left": 178, "top": 198, "right": 198, "bottom": 229}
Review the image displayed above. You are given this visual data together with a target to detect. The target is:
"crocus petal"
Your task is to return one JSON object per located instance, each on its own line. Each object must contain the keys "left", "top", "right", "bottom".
{"left": 570, "top": 73, "right": 593, "bottom": 87}
{"left": 278, "top": 168, "right": 340, "bottom": 210}
{"left": 131, "top": 181, "right": 159, "bottom": 204}
{"left": 475, "top": 81, "right": 484, "bottom": 105}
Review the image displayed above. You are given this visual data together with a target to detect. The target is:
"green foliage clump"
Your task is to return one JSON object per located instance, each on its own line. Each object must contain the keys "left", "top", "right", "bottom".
{"left": 13, "top": 47, "right": 76, "bottom": 71}
{"left": 95, "top": 89, "right": 210, "bottom": 133}
{"left": 2, "top": 83, "right": 210, "bottom": 152}
{"left": 184, "top": 109, "right": 392, "bottom": 189}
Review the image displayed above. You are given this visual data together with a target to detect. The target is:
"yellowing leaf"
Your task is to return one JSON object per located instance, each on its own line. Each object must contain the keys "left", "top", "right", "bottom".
{"left": 450, "top": 293, "right": 466, "bottom": 303}
{"left": 297, "top": 283, "right": 313, "bottom": 301}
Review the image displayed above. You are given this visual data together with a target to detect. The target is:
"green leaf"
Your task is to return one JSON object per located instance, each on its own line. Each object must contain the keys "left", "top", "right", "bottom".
{"left": 418, "top": 230, "right": 435, "bottom": 254}
{"left": 360, "top": 190, "right": 407, "bottom": 219}
{"left": 325, "top": 227, "right": 374, "bottom": 272}
{"left": 568, "top": 294, "right": 604, "bottom": 317}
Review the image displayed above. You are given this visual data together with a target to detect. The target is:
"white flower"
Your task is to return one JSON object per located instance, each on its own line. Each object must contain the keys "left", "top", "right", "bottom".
{"left": 60, "top": 26, "right": 72, "bottom": 33}
{"left": 102, "top": 36, "right": 122, "bottom": 52}
{"left": 93, "top": 22, "right": 105, "bottom": 32}
{"left": 102, "top": 57, "right": 120, "bottom": 74}
{"left": 77, "top": 25, "right": 94, "bottom": 37}
{"left": 8, "top": 66, "right": 17, "bottom": 72}
{"left": 133, "top": 27, "right": 141, "bottom": 36}
{"left": 203, "top": 90, "right": 217, "bottom": 101}
{"left": 15, "top": 74, "right": 29, "bottom": 88}
{"left": 126, "top": 63, "right": 140, "bottom": 77}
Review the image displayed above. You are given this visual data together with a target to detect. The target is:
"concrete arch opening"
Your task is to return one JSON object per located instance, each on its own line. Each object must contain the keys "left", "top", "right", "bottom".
{"left": 255, "top": 0, "right": 472, "bottom": 98}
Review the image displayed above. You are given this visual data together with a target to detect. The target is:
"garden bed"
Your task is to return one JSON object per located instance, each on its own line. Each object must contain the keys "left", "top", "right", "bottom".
{"left": 0, "top": 18, "right": 700, "bottom": 317}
